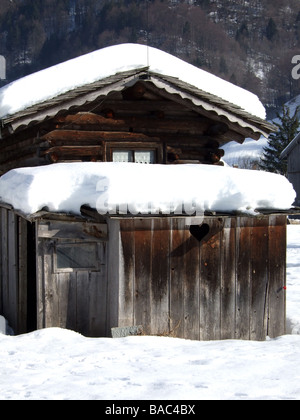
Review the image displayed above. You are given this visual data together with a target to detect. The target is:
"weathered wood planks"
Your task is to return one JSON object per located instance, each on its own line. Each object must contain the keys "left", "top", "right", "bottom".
{"left": 0, "top": 209, "right": 29, "bottom": 333}
{"left": 36, "top": 221, "right": 108, "bottom": 337}
{"left": 0, "top": 206, "right": 288, "bottom": 340}
{"left": 116, "top": 215, "right": 287, "bottom": 341}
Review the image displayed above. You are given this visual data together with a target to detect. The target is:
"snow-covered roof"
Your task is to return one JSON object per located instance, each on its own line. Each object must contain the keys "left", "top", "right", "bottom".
{"left": 281, "top": 131, "right": 300, "bottom": 158}
{"left": 0, "top": 162, "right": 295, "bottom": 217}
{"left": 0, "top": 44, "right": 269, "bottom": 133}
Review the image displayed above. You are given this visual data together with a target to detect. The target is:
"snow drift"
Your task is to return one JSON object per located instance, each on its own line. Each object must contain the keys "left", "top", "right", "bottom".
{"left": 0, "top": 162, "right": 296, "bottom": 216}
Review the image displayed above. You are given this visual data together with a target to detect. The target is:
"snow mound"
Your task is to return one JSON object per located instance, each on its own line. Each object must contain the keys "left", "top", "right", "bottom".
{"left": 0, "top": 316, "right": 14, "bottom": 336}
{"left": 0, "top": 162, "right": 296, "bottom": 216}
{"left": 0, "top": 43, "right": 266, "bottom": 119}
{"left": 0, "top": 328, "right": 300, "bottom": 400}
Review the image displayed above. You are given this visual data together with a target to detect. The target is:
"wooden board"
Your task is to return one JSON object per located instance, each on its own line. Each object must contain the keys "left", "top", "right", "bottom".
{"left": 38, "top": 220, "right": 107, "bottom": 240}
{"left": 220, "top": 217, "right": 236, "bottom": 340}
{"left": 267, "top": 215, "right": 287, "bottom": 338}
{"left": 150, "top": 219, "right": 171, "bottom": 336}
{"left": 235, "top": 217, "right": 252, "bottom": 340}
{"left": 199, "top": 219, "right": 221, "bottom": 341}
{"left": 116, "top": 216, "right": 287, "bottom": 341}
{"left": 134, "top": 219, "right": 153, "bottom": 334}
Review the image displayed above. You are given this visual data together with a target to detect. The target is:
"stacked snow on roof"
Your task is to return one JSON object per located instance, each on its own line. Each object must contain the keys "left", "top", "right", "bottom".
{"left": 0, "top": 43, "right": 266, "bottom": 120}
{"left": 0, "top": 163, "right": 295, "bottom": 216}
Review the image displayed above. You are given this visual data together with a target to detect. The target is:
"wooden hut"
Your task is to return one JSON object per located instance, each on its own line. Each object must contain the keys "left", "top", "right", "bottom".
{"left": 0, "top": 44, "right": 292, "bottom": 341}
{"left": 0, "top": 44, "right": 272, "bottom": 173}
{"left": 0, "top": 203, "right": 290, "bottom": 340}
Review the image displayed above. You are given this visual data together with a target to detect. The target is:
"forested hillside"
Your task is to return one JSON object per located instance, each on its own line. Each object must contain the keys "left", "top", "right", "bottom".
{"left": 1, "top": 0, "right": 300, "bottom": 116}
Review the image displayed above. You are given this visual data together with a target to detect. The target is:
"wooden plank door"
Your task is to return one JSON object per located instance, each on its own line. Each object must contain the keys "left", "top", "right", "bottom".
{"left": 37, "top": 237, "right": 107, "bottom": 337}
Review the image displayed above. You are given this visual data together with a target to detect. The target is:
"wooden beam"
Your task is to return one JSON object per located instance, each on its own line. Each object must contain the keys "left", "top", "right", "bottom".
{"left": 0, "top": 144, "right": 38, "bottom": 165}
{"left": 163, "top": 135, "right": 220, "bottom": 148}
{"left": 41, "top": 146, "right": 103, "bottom": 163}
{"left": 42, "top": 130, "right": 160, "bottom": 146}
{"left": 205, "top": 123, "right": 229, "bottom": 136}
{"left": 166, "top": 144, "right": 224, "bottom": 164}
{"left": 54, "top": 111, "right": 211, "bottom": 136}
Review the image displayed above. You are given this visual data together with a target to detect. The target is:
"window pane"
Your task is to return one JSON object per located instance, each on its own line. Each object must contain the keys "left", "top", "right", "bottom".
{"left": 56, "top": 243, "right": 98, "bottom": 270}
{"left": 134, "top": 150, "right": 155, "bottom": 164}
{"left": 113, "top": 150, "right": 133, "bottom": 162}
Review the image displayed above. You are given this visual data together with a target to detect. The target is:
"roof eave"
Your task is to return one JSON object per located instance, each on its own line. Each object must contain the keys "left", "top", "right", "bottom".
{"left": 281, "top": 132, "right": 300, "bottom": 159}
{"left": 0, "top": 69, "right": 274, "bottom": 140}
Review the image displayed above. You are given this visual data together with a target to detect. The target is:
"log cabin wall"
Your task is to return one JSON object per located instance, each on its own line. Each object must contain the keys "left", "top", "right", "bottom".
{"left": 108, "top": 215, "right": 287, "bottom": 341}
{"left": 0, "top": 81, "right": 248, "bottom": 174}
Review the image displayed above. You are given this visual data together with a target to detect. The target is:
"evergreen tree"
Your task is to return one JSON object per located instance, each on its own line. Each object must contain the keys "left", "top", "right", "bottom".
{"left": 260, "top": 105, "right": 300, "bottom": 176}
{"left": 266, "top": 18, "right": 278, "bottom": 41}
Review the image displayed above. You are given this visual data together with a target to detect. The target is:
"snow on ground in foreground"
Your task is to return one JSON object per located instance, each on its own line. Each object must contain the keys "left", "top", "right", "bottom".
{"left": 0, "top": 225, "right": 299, "bottom": 401}
{"left": 287, "top": 224, "right": 300, "bottom": 335}
{"left": 0, "top": 330, "right": 300, "bottom": 401}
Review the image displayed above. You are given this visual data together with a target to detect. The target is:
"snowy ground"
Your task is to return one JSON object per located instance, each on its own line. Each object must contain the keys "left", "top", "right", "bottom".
{"left": 0, "top": 225, "right": 300, "bottom": 401}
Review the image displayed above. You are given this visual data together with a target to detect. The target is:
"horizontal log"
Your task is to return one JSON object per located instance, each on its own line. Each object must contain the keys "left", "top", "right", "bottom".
{"left": 0, "top": 153, "right": 44, "bottom": 174}
{"left": 53, "top": 108, "right": 246, "bottom": 144}
{"left": 181, "top": 149, "right": 224, "bottom": 159}
{"left": 54, "top": 112, "right": 211, "bottom": 136}
{"left": 205, "top": 123, "right": 229, "bottom": 136}
{"left": 42, "top": 146, "right": 103, "bottom": 163}
{"left": 0, "top": 144, "right": 38, "bottom": 165}
{"left": 54, "top": 112, "right": 118, "bottom": 127}
{"left": 165, "top": 136, "right": 220, "bottom": 149}
{"left": 97, "top": 100, "right": 198, "bottom": 116}
{"left": 172, "top": 160, "right": 201, "bottom": 164}
{"left": 167, "top": 146, "right": 224, "bottom": 164}
{"left": 42, "top": 130, "right": 160, "bottom": 146}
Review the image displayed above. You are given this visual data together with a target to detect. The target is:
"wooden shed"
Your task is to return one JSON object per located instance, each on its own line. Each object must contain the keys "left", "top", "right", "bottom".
{"left": 0, "top": 204, "right": 290, "bottom": 340}
{"left": 0, "top": 44, "right": 291, "bottom": 341}
{"left": 281, "top": 132, "right": 300, "bottom": 207}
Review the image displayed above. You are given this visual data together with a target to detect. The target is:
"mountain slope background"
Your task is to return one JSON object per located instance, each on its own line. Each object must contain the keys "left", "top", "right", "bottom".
{"left": 1, "top": 0, "right": 300, "bottom": 117}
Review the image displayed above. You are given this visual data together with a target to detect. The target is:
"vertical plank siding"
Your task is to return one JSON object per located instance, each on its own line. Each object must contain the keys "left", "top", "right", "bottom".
{"left": 199, "top": 219, "right": 222, "bottom": 341}
{"left": 267, "top": 216, "right": 287, "bottom": 338}
{"left": 0, "top": 209, "right": 29, "bottom": 333}
{"left": 182, "top": 223, "right": 200, "bottom": 340}
{"left": 150, "top": 219, "right": 170, "bottom": 336}
{"left": 0, "top": 208, "right": 288, "bottom": 340}
{"left": 18, "top": 218, "right": 29, "bottom": 334}
{"left": 118, "top": 216, "right": 287, "bottom": 341}
{"left": 220, "top": 218, "right": 236, "bottom": 340}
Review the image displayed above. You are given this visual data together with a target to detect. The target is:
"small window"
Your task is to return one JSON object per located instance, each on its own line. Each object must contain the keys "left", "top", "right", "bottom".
{"left": 113, "top": 150, "right": 134, "bottom": 163}
{"left": 134, "top": 150, "right": 155, "bottom": 164}
{"left": 113, "top": 150, "right": 155, "bottom": 164}
{"left": 55, "top": 243, "right": 98, "bottom": 272}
